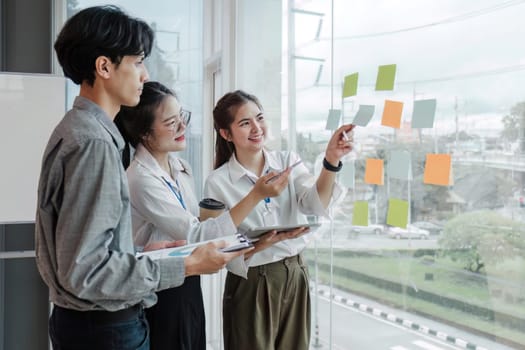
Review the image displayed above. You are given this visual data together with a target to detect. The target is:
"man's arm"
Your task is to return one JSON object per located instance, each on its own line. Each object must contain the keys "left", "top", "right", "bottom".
{"left": 54, "top": 139, "right": 167, "bottom": 301}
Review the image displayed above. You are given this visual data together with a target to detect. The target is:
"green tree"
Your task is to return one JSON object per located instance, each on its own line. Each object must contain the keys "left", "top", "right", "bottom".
{"left": 501, "top": 114, "right": 519, "bottom": 143}
{"left": 501, "top": 101, "right": 525, "bottom": 149}
{"left": 453, "top": 166, "right": 515, "bottom": 209}
{"left": 438, "top": 211, "right": 523, "bottom": 273}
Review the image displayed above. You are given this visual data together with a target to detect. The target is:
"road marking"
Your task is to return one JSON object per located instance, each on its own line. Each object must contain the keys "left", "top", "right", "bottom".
{"left": 436, "top": 331, "right": 449, "bottom": 341}
{"left": 414, "top": 340, "right": 447, "bottom": 350}
{"left": 313, "top": 285, "right": 503, "bottom": 350}
{"left": 316, "top": 294, "right": 463, "bottom": 350}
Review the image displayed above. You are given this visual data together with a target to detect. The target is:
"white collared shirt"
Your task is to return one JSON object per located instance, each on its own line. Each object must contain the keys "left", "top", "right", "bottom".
{"left": 204, "top": 149, "right": 343, "bottom": 277}
{"left": 127, "top": 144, "right": 237, "bottom": 247}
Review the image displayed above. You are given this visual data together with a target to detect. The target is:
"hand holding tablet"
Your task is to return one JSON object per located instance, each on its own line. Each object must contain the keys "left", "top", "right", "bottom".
{"left": 245, "top": 222, "right": 321, "bottom": 239}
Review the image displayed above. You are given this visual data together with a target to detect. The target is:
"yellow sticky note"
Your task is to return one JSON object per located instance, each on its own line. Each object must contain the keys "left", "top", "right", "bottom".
{"left": 352, "top": 201, "right": 368, "bottom": 226}
{"left": 386, "top": 198, "right": 408, "bottom": 228}
{"left": 343, "top": 73, "right": 358, "bottom": 98}
{"left": 424, "top": 154, "right": 452, "bottom": 186}
{"left": 381, "top": 100, "right": 403, "bottom": 128}
{"left": 364, "top": 158, "right": 384, "bottom": 185}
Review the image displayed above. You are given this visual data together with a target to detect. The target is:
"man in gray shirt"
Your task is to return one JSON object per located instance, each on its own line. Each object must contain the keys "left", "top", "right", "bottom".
{"left": 35, "top": 6, "right": 249, "bottom": 350}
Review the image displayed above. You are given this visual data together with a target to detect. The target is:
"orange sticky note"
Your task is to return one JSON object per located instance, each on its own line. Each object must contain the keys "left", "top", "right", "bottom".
{"left": 381, "top": 100, "right": 403, "bottom": 128}
{"left": 365, "top": 158, "right": 384, "bottom": 185}
{"left": 424, "top": 154, "right": 452, "bottom": 186}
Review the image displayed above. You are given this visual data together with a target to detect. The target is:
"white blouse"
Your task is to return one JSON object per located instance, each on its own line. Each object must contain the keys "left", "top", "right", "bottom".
{"left": 204, "top": 149, "right": 344, "bottom": 277}
{"left": 126, "top": 144, "right": 237, "bottom": 248}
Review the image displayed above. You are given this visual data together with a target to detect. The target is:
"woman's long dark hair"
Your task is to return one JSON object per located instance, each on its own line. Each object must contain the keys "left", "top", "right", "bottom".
{"left": 213, "top": 90, "right": 262, "bottom": 169}
{"left": 114, "top": 81, "right": 177, "bottom": 168}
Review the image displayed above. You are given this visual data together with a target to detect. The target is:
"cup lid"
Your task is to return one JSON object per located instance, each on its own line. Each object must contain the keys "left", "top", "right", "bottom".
{"left": 199, "top": 198, "right": 226, "bottom": 210}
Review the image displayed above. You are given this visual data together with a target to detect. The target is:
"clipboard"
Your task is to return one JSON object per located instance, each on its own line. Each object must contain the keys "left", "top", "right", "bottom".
{"left": 245, "top": 222, "right": 321, "bottom": 239}
{"left": 136, "top": 234, "right": 253, "bottom": 259}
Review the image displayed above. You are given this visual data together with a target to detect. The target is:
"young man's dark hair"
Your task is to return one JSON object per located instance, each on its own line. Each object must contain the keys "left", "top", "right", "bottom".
{"left": 54, "top": 5, "right": 154, "bottom": 85}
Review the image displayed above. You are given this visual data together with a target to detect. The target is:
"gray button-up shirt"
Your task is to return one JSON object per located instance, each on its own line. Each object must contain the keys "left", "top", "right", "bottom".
{"left": 35, "top": 96, "right": 185, "bottom": 311}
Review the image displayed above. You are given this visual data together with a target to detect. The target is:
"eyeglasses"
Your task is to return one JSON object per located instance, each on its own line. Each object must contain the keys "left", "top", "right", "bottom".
{"left": 155, "top": 109, "right": 192, "bottom": 134}
{"left": 180, "top": 109, "right": 191, "bottom": 126}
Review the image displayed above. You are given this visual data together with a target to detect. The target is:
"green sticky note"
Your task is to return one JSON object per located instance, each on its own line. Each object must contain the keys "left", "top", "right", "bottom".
{"left": 343, "top": 73, "right": 358, "bottom": 98}
{"left": 386, "top": 198, "right": 408, "bottom": 228}
{"left": 352, "top": 201, "right": 368, "bottom": 226}
{"left": 375, "top": 64, "right": 396, "bottom": 91}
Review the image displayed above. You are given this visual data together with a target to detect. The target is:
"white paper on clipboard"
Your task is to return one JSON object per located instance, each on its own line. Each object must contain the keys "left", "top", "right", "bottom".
{"left": 136, "top": 234, "right": 253, "bottom": 259}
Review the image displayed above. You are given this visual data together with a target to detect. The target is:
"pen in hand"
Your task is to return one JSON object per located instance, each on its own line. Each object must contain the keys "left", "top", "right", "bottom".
{"left": 340, "top": 123, "right": 356, "bottom": 141}
{"left": 265, "top": 160, "right": 302, "bottom": 184}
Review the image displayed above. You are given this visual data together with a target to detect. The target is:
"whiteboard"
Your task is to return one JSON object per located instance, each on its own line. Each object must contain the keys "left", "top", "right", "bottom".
{"left": 0, "top": 73, "right": 66, "bottom": 223}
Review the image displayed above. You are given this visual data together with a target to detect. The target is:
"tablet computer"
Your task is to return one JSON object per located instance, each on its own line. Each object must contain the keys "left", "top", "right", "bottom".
{"left": 219, "top": 240, "right": 254, "bottom": 253}
{"left": 245, "top": 222, "right": 321, "bottom": 239}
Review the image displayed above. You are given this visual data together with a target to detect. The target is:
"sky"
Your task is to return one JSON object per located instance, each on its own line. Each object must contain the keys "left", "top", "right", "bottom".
{"left": 73, "top": 0, "right": 525, "bottom": 141}
{"left": 288, "top": 0, "right": 525, "bottom": 139}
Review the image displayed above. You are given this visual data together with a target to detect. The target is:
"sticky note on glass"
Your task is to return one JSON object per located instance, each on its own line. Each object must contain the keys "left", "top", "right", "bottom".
{"left": 381, "top": 100, "right": 403, "bottom": 128}
{"left": 343, "top": 73, "right": 358, "bottom": 98}
{"left": 352, "top": 105, "right": 375, "bottom": 126}
{"left": 388, "top": 150, "right": 412, "bottom": 180}
{"left": 375, "top": 64, "right": 396, "bottom": 91}
{"left": 352, "top": 201, "right": 369, "bottom": 226}
{"left": 339, "top": 160, "right": 355, "bottom": 188}
{"left": 325, "top": 109, "right": 341, "bottom": 131}
{"left": 365, "top": 158, "right": 384, "bottom": 185}
{"left": 424, "top": 153, "right": 452, "bottom": 186}
{"left": 411, "top": 99, "right": 437, "bottom": 128}
{"left": 386, "top": 198, "right": 408, "bottom": 228}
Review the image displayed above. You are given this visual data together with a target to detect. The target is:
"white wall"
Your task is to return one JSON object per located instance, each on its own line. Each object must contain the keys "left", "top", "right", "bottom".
{"left": 0, "top": 73, "right": 66, "bottom": 223}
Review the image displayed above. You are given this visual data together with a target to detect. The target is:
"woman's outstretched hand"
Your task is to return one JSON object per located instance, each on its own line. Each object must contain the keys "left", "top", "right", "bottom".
{"left": 325, "top": 124, "right": 355, "bottom": 166}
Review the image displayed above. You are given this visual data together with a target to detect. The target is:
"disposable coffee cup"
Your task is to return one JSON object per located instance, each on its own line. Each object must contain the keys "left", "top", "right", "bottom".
{"left": 199, "top": 198, "right": 226, "bottom": 221}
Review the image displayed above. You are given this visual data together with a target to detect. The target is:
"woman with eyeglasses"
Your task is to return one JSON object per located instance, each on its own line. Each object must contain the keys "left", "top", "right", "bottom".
{"left": 114, "top": 81, "right": 304, "bottom": 350}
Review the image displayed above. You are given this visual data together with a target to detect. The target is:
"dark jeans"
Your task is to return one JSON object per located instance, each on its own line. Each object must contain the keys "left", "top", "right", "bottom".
{"left": 49, "top": 305, "right": 149, "bottom": 350}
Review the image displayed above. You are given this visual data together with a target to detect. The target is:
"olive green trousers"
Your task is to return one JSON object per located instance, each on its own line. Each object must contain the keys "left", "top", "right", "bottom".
{"left": 223, "top": 254, "right": 311, "bottom": 350}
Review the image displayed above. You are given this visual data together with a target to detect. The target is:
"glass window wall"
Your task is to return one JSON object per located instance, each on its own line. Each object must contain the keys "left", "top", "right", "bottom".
{"left": 65, "top": 0, "right": 205, "bottom": 194}
{"left": 236, "top": 1, "right": 525, "bottom": 349}
{"left": 61, "top": 1, "right": 525, "bottom": 348}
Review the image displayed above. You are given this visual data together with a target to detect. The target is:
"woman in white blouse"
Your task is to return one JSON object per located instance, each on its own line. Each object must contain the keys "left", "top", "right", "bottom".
{"left": 114, "top": 82, "right": 303, "bottom": 350}
{"left": 204, "top": 90, "right": 354, "bottom": 350}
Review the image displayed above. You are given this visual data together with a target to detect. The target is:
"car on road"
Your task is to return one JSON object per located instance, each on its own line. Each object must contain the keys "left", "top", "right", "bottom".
{"left": 412, "top": 221, "right": 443, "bottom": 235}
{"left": 387, "top": 225, "right": 430, "bottom": 239}
{"left": 349, "top": 224, "right": 385, "bottom": 236}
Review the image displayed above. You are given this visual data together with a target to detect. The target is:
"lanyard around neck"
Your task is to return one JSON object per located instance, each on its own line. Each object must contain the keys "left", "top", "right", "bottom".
{"left": 162, "top": 177, "right": 187, "bottom": 210}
